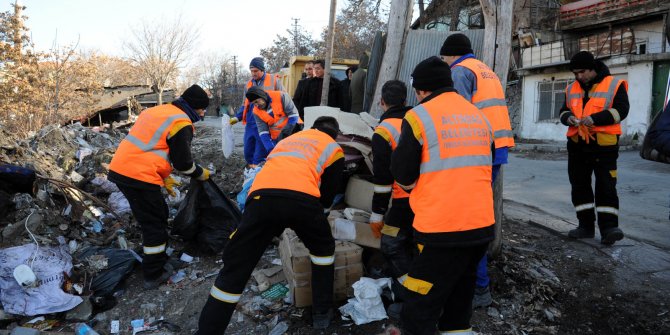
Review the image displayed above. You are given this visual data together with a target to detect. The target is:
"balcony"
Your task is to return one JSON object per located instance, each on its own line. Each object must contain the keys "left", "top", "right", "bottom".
{"left": 560, "top": 0, "right": 670, "bottom": 31}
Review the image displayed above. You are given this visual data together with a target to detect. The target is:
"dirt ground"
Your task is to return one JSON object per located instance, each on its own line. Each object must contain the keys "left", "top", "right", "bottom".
{"left": 96, "top": 125, "right": 670, "bottom": 335}
{"left": 2, "top": 123, "right": 669, "bottom": 335}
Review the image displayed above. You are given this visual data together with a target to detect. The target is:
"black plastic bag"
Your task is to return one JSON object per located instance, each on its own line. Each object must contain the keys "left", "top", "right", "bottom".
{"left": 76, "top": 247, "right": 138, "bottom": 297}
{"left": 172, "top": 179, "right": 241, "bottom": 254}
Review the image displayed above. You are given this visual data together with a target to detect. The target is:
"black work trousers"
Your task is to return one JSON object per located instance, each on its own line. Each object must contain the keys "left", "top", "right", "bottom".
{"left": 116, "top": 184, "right": 169, "bottom": 280}
{"left": 567, "top": 142, "right": 619, "bottom": 233}
{"left": 401, "top": 242, "right": 488, "bottom": 335}
{"left": 380, "top": 202, "right": 415, "bottom": 299}
{"left": 197, "top": 194, "right": 335, "bottom": 335}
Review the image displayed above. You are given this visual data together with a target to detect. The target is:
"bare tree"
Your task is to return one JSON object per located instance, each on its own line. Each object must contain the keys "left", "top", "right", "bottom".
{"left": 124, "top": 16, "right": 198, "bottom": 105}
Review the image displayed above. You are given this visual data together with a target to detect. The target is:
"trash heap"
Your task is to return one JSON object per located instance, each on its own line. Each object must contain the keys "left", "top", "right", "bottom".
{"left": 0, "top": 121, "right": 246, "bottom": 334}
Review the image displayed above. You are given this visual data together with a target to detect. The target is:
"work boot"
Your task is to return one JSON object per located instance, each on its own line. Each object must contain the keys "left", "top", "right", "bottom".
{"left": 143, "top": 263, "right": 174, "bottom": 290}
{"left": 600, "top": 227, "right": 624, "bottom": 245}
{"left": 472, "top": 286, "right": 492, "bottom": 308}
{"left": 567, "top": 227, "right": 595, "bottom": 239}
{"left": 312, "top": 309, "right": 334, "bottom": 330}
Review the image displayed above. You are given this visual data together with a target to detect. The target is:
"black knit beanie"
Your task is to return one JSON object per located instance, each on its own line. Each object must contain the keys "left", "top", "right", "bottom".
{"left": 411, "top": 56, "right": 453, "bottom": 92}
{"left": 569, "top": 51, "right": 595, "bottom": 70}
{"left": 249, "top": 57, "right": 265, "bottom": 71}
{"left": 440, "top": 33, "right": 474, "bottom": 56}
{"left": 245, "top": 86, "right": 269, "bottom": 105}
{"left": 181, "top": 84, "right": 209, "bottom": 109}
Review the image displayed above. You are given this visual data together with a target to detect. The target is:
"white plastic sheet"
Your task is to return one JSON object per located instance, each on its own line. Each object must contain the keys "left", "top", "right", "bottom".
{"left": 331, "top": 218, "right": 356, "bottom": 241}
{"left": 339, "top": 277, "right": 392, "bottom": 325}
{"left": 221, "top": 115, "right": 235, "bottom": 158}
{"left": 0, "top": 242, "right": 83, "bottom": 316}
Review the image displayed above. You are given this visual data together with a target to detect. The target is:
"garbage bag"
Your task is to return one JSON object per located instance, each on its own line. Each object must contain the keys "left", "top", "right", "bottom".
{"left": 172, "top": 179, "right": 241, "bottom": 254}
{"left": 75, "top": 247, "right": 138, "bottom": 297}
{"left": 221, "top": 115, "right": 235, "bottom": 158}
{"left": 236, "top": 166, "right": 261, "bottom": 212}
{"left": 0, "top": 242, "right": 82, "bottom": 316}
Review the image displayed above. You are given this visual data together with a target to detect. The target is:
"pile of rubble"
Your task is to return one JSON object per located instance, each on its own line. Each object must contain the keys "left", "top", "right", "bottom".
{"left": 0, "top": 121, "right": 221, "bottom": 334}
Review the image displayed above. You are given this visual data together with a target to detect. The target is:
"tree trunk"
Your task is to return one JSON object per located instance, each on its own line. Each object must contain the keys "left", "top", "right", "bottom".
{"left": 450, "top": 0, "right": 465, "bottom": 31}
{"left": 480, "top": 0, "right": 514, "bottom": 259}
{"left": 370, "top": 0, "right": 413, "bottom": 118}
{"left": 321, "top": 0, "right": 338, "bottom": 106}
{"left": 158, "top": 88, "right": 164, "bottom": 105}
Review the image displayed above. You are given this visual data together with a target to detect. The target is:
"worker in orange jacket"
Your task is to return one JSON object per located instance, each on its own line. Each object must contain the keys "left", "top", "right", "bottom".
{"left": 440, "top": 33, "right": 515, "bottom": 308}
{"left": 560, "top": 51, "right": 629, "bottom": 245}
{"left": 244, "top": 86, "right": 301, "bottom": 157}
{"left": 108, "top": 85, "right": 211, "bottom": 289}
{"left": 196, "top": 117, "right": 344, "bottom": 334}
{"left": 391, "top": 57, "right": 495, "bottom": 335}
{"left": 369, "top": 80, "right": 415, "bottom": 314}
{"left": 231, "top": 57, "right": 284, "bottom": 166}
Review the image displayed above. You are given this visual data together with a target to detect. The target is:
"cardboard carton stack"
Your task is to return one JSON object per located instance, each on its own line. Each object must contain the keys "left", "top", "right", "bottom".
{"left": 279, "top": 229, "right": 363, "bottom": 307}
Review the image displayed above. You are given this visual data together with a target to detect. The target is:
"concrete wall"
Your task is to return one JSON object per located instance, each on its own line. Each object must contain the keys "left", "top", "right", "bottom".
{"left": 519, "top": 61, "right": 652, "bottom": 141}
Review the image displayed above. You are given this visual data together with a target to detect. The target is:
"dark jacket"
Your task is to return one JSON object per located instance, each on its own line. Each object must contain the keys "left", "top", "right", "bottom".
{"left": 340, "top": 78, "right": 352, "bottom": 112}
{"left": 293, "top": 77, "right": 310, "bottom": 120}
{"left": 649, "top": 103, "right": 670, "bottom": 157}
{"left": 301, "top": 76, "right": 341, "bottom": 109}
{"left": 371, "top": 105, "right": 413, "bottom": 215}
{"left": 350, "top": 53, "right": 369, "bottom": 113}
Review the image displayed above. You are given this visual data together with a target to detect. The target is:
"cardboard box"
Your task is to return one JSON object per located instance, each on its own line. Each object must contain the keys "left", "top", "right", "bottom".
{"left": 279, "top": 229, "right": 364, "bottom": 307}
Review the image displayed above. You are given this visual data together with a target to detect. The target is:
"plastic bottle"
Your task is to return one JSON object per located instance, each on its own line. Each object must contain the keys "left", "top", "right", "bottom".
{"left": 75, "top": 323, "right": 100, "bottom": 335}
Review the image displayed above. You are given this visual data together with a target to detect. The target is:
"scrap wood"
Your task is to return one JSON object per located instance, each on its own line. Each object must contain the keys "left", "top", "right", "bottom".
{"left": 36, "top": 175, "right": 125, "bottom": 222}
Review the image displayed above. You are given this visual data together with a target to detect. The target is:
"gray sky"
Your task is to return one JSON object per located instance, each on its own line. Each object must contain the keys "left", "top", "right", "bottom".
{"left": 13, "top": 0, "right": 349, "bottom": 64}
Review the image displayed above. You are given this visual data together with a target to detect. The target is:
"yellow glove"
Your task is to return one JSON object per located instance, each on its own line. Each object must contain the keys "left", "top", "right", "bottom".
{"left": 229, "top": 117, "right": 239, "bottom": 125}
{"left": 163, "top": 176, "right": 181, "bottom": 197}
{"left": 196, "top": 167, "right": 210, "bottom": 181}
{"left": 369, "top": 213, "right": 385, "bottom": 239}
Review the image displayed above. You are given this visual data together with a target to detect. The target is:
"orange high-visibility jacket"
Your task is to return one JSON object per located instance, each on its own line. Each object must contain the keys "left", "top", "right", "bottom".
{"left": 455, "top": 58, "right": 514, "bottom": 148}
{"left": 375, "top": 118, "right": 410, "bottom": 200}
{"left": 109, "top": 104, "right": 193, "bottom": 186}
{"left": 404, "top": 92, "right": 494, "bottom": 233}
{"left": 242, "top": 73, "right": 282, "bottom": 124}
{"left": 249, "top": 129, "right": 343, "bottom": 198}
{"left": 252, "top": 91, "right": 291, "bottom": 140}
{"left": 565, "top": 75, "right": 628, "bottom": 136}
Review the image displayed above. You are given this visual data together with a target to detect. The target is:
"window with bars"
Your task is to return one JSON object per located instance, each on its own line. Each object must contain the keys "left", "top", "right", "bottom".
{"left": 537, "top": 79, "right": 573, "bottom": 121}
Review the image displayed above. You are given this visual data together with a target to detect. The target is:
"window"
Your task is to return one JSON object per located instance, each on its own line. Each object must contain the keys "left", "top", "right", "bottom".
{"left": 537, "top": 79, "right": 572, "bottom": 121}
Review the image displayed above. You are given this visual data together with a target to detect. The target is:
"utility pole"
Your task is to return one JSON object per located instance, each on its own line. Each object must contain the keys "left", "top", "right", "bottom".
{"left": 292, "top": 18, "right": 300, "bottom": 56}
{"left": 320, "top": 0, "right": 337, "bottom": 106}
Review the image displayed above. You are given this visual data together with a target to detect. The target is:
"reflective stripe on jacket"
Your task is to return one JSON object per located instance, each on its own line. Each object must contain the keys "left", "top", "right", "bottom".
{"left": 375, "top": 119, "right": 410, "bottom": 199}
{"left": 242, "top": 73, "right": 282, "bottom": 124}
{"left": 405, "top": 92, "right": 494, "bottom": 233}
{"left": 565, "top": 75, "right": 627, "bottom": 136}
{"left": 249, "top": 129, "right": 344, "bottom": 197}
{"left": 455, "top": 58, "right": 514, "bottom": 148}
{"left": 109, "top": 104, "right": 193, "bottom": 186}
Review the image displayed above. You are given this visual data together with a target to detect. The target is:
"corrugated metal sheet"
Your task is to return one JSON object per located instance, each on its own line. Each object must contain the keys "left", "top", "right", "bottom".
{"left": 363, "top": 31, "right": 386, "bottom": 112}
{"left": 399, "top": 29, "right": 485, "bottom": 106}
